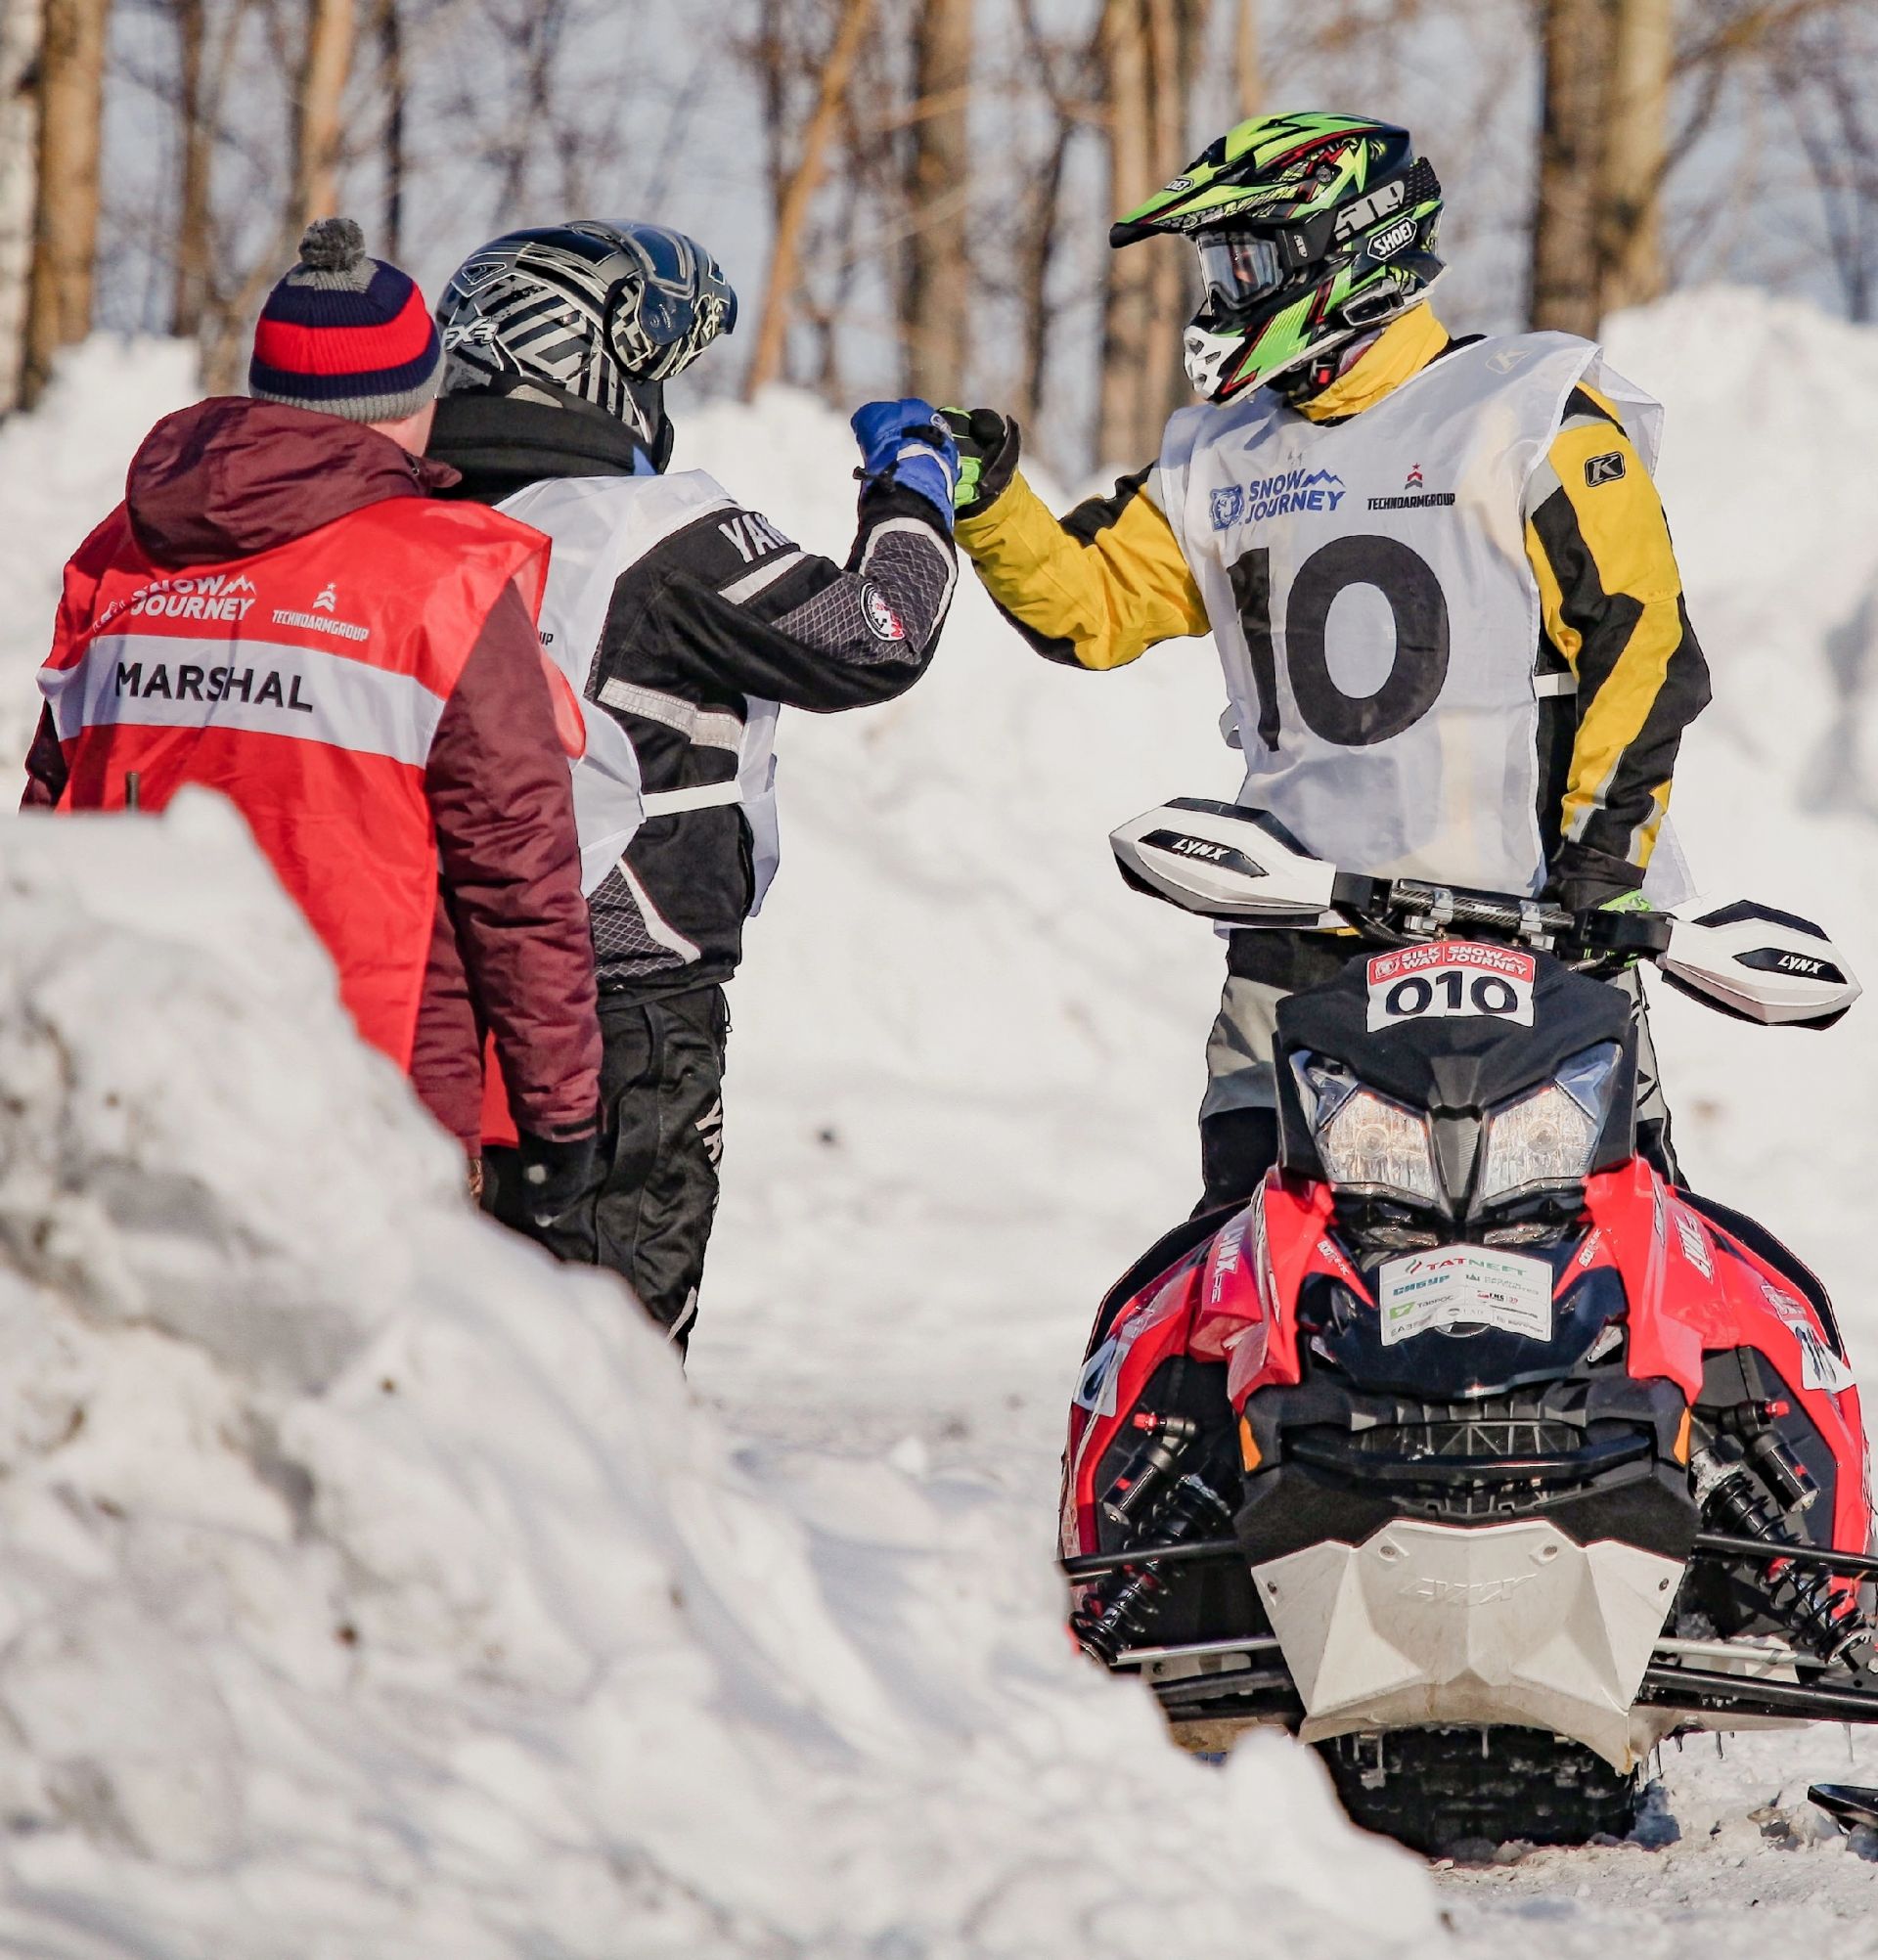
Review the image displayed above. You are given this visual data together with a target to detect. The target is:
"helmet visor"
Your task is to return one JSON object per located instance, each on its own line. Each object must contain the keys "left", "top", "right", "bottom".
{"left": 1195, "top": 231, "right": 1287, "bottom": 314}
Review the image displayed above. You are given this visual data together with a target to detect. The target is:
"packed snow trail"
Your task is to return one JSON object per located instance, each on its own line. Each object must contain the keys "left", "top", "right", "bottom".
{"left": 0, "top": 296, "right": 1876, "bottom": 1951}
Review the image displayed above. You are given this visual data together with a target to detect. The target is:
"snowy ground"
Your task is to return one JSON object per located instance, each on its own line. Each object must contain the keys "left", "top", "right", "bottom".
{"left": 0, "top": 290, "right": 1875, "bottom": 1950}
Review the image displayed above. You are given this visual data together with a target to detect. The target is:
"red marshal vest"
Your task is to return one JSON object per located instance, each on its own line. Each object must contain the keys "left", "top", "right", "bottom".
{"left": 39, "top": 496, "right": 552, "bottom": 1073}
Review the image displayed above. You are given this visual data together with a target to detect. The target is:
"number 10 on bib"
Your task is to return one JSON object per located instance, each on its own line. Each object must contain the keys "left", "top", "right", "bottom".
{"left": 1365, "top": 943, "right": 1538, "bottom": 1032}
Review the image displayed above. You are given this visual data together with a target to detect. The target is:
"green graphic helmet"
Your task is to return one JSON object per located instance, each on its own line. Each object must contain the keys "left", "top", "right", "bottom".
{"left": 1111, "top": 111, "right": 1444, "bottom": 403}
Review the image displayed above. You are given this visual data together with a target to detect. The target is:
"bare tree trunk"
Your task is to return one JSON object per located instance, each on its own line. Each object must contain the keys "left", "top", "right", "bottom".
{"left": 1597, "top": 0, "right": 1676, "bottom": 313}
{"left": 902, "top": 0, "right": 972, "bottom": 398}
{"left": 380, "top": 0, "right": 405, "bottom": 260}
{"left": 1098, "top": 0, "right": 1155, "bottom": 464}
{"left": 1232, "top": 0, "right": 1260, "bottom": 112}
{"left": 0, "top": 0, "right": 42, "bottom": 412}
{"left": 1099, "top": 0, "right": 1204, "bottom": 465}
{"left": 171, "top": 0, "right": 211, "bottom": 338}
{"left": 22, "top": 0, "right": 110, "bottom": 410}
{"left": 742, "top": 0, "right": 873, "bottom": 400}
{"left": 1530, "top": 0, "right": 1614, "bottom": 334}
{"left": 292, "top": 0, "right": 357, "bottom": 231}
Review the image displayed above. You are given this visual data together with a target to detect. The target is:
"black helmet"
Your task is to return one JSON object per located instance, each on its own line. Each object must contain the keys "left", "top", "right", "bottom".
{"left": 436, "top": 221, "right": 737, "bottom": 465}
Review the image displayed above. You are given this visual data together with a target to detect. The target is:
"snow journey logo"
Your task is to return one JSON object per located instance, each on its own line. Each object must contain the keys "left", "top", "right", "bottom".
{"left": 1211, "top": 468, "right": 1347, "bottom": 530}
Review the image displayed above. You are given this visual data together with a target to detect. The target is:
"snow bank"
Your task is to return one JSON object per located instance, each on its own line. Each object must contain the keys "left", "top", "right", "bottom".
{"left": 0, "top": 793, "right": 1430, "bottom": 1953}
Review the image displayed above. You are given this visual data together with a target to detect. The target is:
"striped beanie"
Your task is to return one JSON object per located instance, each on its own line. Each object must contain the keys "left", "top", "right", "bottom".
{"left": 248, "top": 218, "right": 442, "bottom": 424}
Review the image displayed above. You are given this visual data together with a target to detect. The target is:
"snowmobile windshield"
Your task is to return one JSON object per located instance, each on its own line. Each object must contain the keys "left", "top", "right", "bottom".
{"left": 1195, "top": 230, "right": 1288, "bottom": 315}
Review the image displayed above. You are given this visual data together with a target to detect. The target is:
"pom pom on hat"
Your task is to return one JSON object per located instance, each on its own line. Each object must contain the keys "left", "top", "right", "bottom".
{"left": 248, "top": 216, "right": 442, "bottom": 426}
{"left": 297, "top": 216, "right": 367, "bottom": 274}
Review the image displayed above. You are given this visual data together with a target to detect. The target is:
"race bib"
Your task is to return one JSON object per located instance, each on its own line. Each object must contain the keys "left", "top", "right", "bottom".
{"left": 1366, "top": 943, "right": 1537, "bottom": 1033}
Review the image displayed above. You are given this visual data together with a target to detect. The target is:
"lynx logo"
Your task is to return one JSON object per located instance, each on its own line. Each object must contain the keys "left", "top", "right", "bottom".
{"left": 1584, "top": 450, "right": 1627, "bottom": 487}
{"left": 1775, "top": 952, "right": 1824, "bottom": 976}
{"left": 1368, "top": 215, "right": 1418, "bottom": 261}
{"left": 1673, "top": 1208, "right": 1714, "bottom": 1279}
{"left": 1168, "top": 835, "right": 1229, "bottom": 863}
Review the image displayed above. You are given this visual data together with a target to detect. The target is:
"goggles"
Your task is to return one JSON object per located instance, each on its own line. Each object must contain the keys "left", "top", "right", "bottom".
{"left": 1194, "top": 230, "right": 1288, "bottom": 314}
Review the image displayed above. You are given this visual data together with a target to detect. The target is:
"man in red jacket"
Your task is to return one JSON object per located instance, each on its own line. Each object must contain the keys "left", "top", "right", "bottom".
{"left": 22, "top": 219, "right": 602, "bottom": 1221}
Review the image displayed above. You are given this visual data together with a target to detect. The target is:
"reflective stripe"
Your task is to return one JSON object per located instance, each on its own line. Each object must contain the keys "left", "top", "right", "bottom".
{"left": 599, "top": 678, "right": 744, "bottom": 753}
{"left": 612, "top": 854, "right": 701, "bottom": 962}
{"left": 640, "top": 781, "right": 741, "bottom": 816}
{"left": 45, "top": 633, "right": 446, "bottom": 766}
{"left": 720, "top": 549, "right": 805, "bottom": 604}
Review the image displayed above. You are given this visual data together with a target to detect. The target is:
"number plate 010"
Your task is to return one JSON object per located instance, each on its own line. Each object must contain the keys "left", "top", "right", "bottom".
{"left": 1365, "top": 942, "right": 1537, "bottom": 1033}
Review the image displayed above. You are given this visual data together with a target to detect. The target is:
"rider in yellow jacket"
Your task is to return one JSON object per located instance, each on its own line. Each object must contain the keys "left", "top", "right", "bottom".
{"left": 945, "top": 112, "right": 1710, "bottom": 1208}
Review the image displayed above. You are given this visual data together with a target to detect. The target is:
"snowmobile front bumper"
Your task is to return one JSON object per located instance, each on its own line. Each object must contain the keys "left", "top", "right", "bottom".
{"left": 1249, "top": 1517, "right": 1680, "bottom": 1771}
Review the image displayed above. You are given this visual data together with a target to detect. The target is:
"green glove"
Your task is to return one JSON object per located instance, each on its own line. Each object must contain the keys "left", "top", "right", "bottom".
{"left": 939, "top": 406, "right": 1022, "bottom": 517}
{"left": 1587, "top": 888, "right": 1654, "bottom": 967}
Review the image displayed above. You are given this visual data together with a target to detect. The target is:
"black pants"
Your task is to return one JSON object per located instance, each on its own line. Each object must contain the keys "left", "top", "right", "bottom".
{"left": 486, "top": 985, "right": 729, "bottom": 1351}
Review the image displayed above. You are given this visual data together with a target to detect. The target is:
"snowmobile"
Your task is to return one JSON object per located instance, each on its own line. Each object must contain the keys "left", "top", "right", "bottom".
{"left": 1062, "top": 799, "right": 1878, "bottom": 1851}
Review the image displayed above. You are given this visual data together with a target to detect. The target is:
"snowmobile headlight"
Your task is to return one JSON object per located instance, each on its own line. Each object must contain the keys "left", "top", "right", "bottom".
{"left": 1476, "top": 1046, "right": 1621, "bottom": 1206}
{"left": 1314, "top": 1088, "right": 1442, "bottom": 1208}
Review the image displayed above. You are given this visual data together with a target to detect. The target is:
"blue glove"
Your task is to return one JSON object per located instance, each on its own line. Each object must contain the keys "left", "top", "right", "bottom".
{"left": 850, "top": 398, "right": 959, "bottom": 532}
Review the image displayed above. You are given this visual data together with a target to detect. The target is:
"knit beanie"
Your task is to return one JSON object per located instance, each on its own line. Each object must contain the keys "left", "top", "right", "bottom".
{"left": 248, "top": 218, "right": 442, "bottom": 423}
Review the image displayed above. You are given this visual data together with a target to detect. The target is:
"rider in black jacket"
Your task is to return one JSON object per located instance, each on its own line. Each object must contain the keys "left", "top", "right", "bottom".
{"left": 428, "top": 221, "right": 959, "bottom": 1348}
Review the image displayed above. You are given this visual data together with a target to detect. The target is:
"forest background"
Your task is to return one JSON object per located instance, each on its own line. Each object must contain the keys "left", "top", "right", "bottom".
{"left": 0, "top": 0, "right": 1873, "bottom": 478}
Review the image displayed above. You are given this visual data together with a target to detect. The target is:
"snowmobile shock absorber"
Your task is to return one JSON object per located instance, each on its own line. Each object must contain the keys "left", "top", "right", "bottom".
{"left": 1099, "top": 1412, "right": 1199, "bottom": 1531}
{"left": 1073, "top": 1414, "right": 1235, "bottom": 1667}
{"left": 1693, "top": 1426, "right": 1875, "bottom": 1670}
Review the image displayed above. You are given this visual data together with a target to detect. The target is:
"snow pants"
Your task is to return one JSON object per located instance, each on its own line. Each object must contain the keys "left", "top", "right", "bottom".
{"left": 485, "top": 984, "right": 728, "bottom": 1351}
{"left": 1197, "top": 930, "right": 1677, "bottom": 1213}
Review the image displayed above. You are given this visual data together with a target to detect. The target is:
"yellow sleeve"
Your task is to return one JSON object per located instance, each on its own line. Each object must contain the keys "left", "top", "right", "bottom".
{"left": 954, "top": 466, "right": 1210, "bottom": 671}
{"left": 1524, "top": 382, "right": 1710, "bottom": 887}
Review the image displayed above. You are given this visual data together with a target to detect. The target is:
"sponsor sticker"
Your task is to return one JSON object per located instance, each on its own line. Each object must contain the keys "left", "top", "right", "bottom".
{"left": 863, "top": 583, "right": 906, "bottom": 642}
{"left": 1365, "top": 942, "right": 1537, "bottom": 1032}
{"left": 1210, "top": 468, "right": 1346, "bottom": 530}
{"left": 1760, "top": 1278, "right": 1857, "bottom": 1395}
{"left": 1584, "top": 450, "right": 1627, "bottom": 487}
{"left": 1368, "top": 214, "right": 1418, "bottom": 260}
{"left": 1378, "top": 1247, "right": 1554, "bottom": 1346}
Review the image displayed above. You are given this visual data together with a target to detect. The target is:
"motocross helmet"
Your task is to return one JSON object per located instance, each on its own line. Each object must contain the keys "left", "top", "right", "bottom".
{"left": 1110, "top": 111, "right": 1444, "bottom": 404}
{"left": 436, "top": 221, "right": 737, "bottom": 468}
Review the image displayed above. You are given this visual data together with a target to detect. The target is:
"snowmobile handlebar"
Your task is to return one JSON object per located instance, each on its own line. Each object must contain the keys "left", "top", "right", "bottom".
{"left": 1111, "top": 798, "right": 1861, "bottom": 1031}
{"left": 1322, "top": 870, "right": 1672, "bottom": 964}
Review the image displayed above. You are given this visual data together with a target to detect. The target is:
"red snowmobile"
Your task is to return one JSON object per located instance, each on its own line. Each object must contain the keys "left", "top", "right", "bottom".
{"left": 1063, "top": 799, "right": 1878, "bottom": 1850}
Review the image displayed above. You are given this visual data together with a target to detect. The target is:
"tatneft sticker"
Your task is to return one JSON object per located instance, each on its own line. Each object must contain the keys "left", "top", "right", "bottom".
{"left": 1365, "top": 942, "right": 1538, "bottom": 1033}
{"left": 1377, "top": 1246, "right": 1554, "bottom": 1345}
